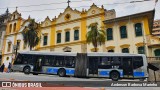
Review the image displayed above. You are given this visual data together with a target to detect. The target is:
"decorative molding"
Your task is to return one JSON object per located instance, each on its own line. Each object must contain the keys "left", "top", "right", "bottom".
{"left": 17, "top": 40, "right": 21, "bottom": 42}
{"left": 106, "top": 46, "right": 115, "bottom": 50}
{"left": 64, "top": 28, "right": 71, "bottom": 31}
{"left": 135, "top": 42, "right": 144, "bottom": 47}
{"left": 42, "top": 33, "right": 48, "bottom": 36}
{"left": 73, "top": 26, "right": 80, "bottom": 30}
{"left": 56, "top": 30, "right": 62, "bottom": 33}
{"left": 63, "top": 46, "right": 72, "bottom": 52}
{"left": 120, "top": 44, "right": 130, "bottom": 48}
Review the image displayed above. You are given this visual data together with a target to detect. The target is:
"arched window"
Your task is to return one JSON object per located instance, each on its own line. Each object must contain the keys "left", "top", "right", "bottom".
{"left": 120, "top": 26, "right": 127, "bottom": 38}
{"left": 17, "top": 40, "right": 21, "bottom": 50}
{"left": 154, "top": 49, "right": 160, "bottom": 56}
{"left": 135, "top": 23, "right": 142, "bottom": 36}
{"left": 106, "top": 28, "right": 113, "bottom": 40}
{"left": 7, "top": 42, "right": 11, "bottom": 52}
{"left": 9, "top": 24, "right": 12, "bottom": 33}
{"left": 138, "top": 46, "right": 144, "bottom": 54}
{"left": 13, "top": 15, "right": 15, "bottom": 20}
{"left": 13, "top": 23, "right": 16, "bottom": 32}
{"left": 122, "top": 48, "right": 129, "bottom": 53}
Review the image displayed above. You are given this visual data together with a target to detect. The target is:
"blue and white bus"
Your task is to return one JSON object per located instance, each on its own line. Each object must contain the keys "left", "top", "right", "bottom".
{"left": 12, "top": 51, "right": 148, "bottom": 81}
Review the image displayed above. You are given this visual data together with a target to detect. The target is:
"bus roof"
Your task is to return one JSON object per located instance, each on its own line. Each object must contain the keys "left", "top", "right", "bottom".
{"left": 87, "top": 52, "right": 145, "bottom": 57}
{"left": 18, "top": 51, "right": 145, "bottom": 57}
{"left": 18, "top": 51, "right": 77, "bottom": 56}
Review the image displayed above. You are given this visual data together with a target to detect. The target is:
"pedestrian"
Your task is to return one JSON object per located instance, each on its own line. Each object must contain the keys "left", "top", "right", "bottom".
{"left": 0, "top": 63, "right": 5, "bottom": 72}
{"left": 8, "top": 62, "right": 12, "bottom": 73}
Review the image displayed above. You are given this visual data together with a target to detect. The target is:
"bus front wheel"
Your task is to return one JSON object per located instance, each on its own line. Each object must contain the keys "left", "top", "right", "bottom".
{"left": 23, "top": 67, "right": 31, "bottom": 75}
{"left": 110, "top": 71, "right": 120, "bottom": 81}
{"left": 58, "top": 69, "right": 66, "bottom": 77}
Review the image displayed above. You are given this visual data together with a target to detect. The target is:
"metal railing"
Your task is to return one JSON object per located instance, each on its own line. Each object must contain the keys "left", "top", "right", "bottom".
{"left": 147, "top": 57, "right": 160, "bottom": 63}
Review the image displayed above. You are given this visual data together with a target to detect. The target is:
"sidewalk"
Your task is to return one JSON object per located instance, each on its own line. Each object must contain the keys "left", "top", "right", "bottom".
{"left": 0, "top": 87, "right": 101, "bottom": 90}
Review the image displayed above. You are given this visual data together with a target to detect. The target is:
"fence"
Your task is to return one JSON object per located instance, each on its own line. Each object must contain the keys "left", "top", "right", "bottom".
{"left": 147, "top": 57, "right": 160, "bottom": 63}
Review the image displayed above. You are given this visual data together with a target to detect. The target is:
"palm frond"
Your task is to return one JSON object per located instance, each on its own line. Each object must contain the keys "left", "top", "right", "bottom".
{"left": 22, "top": 19, "right": 40, "bottom": 50}
{"left": 86, "top": 22, "right": 106, "bottom": 52}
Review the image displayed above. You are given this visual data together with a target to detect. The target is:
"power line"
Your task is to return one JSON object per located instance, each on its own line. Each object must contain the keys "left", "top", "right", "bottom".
{"left": 20, "top": 0, "right": 154, "bottom": 13}
{"left": 0, "top": 0, "right": 92, "bottom": 9}
{"left": 0, "top": 0, "right": 154, "bottom": 10}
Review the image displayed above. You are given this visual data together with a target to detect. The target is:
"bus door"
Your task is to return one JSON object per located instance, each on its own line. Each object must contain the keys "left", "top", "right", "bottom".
{"left": 88, "top": 57, "right": 98, "bottom": 75}
{"left": 33, "top": 56, "right": 43, "bottom": 72}
{"left": 122, "top": 57, "right": 133, "bottom": 77}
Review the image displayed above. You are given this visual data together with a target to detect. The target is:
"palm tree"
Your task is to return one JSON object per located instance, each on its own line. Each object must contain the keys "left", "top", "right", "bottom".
{"left": 86, "top": 22, "right": 106, "bottom": 52}
{"left": 22, "top": 19, "right": 40, "bottom": 50}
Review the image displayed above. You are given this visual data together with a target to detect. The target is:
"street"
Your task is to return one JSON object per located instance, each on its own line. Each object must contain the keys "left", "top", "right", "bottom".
{"left": 0, "top": 72, "right": 160, "bottom": 90}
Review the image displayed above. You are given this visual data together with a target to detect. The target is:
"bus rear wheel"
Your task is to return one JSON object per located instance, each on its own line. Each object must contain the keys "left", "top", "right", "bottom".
{"left": 23, "top": 67, "right": 31, "bottom": 75}
{"left": 58, "top": 69, "right": 66, "bottom": 77}
{"left": 110, "top": 71, "right": 120, "bottom": 81}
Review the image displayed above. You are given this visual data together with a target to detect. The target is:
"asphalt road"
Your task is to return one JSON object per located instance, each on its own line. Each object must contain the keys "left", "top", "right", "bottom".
{"left": 0, "top": 72, "right": 160, "bottom": 90}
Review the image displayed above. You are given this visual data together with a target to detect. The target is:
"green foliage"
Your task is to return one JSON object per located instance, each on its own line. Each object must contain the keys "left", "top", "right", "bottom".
{"left": 22, "top": 19, "right": 40, "bottom": 50}
{"left": 86, "top": 22, "right": 106, "bottom": 52}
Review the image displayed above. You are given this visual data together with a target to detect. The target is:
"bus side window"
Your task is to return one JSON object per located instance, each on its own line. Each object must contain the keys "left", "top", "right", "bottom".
{"left": 112, "top": 57, "right": 121, "bottom": 65}
{"left": 23, "top": 58, "right": 28, "bottom": 64}
{"left": 22, "top": 55, "right": 28, "bottom": 64}
{"left": 98, "top": 57, "right": 111, "bottom": 69}
{"left": 55, "top": 56, "right": 64, "bottom": 67}
{"left": 14, "top": 54, "right": 22, "bottom": 64}
{"left": 99, "top": 57, "right": 110, "bottom": 65}
{"left": 44, "top": 58, "right": 50, "bottom": 66}
{"left": 50, "top": 56, "right": 55, "bottom": 66}
{"left": 65, "top": 56, "right": 75, "bottom": 68}
{"left": 133, "top": 57, "right": 143, "bottom": 69}
{"left": 43, "top": 56, "right": 51, "bottom": 66}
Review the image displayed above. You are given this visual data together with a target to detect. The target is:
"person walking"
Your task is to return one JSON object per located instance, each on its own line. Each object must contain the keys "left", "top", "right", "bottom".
{"left": 0, "top": 63, "right": 5, "bottom": 72}
{"left": 8, "top": 62, "right": 12, "bottom": 73}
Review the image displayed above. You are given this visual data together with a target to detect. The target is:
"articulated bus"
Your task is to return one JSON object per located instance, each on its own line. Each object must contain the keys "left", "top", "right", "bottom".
{"left": 12, "top": 51, "right": 148, "bottom": 81}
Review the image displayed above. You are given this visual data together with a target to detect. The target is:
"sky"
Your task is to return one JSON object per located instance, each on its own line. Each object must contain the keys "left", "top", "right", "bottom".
{"left": 0, "top": 0, "right": 159, "bottom": 22}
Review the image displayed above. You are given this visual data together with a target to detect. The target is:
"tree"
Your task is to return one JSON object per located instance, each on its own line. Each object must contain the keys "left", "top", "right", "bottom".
{"left": 22, "top": 19, "right": 40, "bottom": 50}
{"left": 86, "top": 22, "right": 106, "bottom": 52}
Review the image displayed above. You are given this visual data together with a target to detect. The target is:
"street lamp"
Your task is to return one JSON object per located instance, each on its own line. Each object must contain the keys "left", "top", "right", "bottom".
{"left": 13, "top": 44, "right": 18, "bottom": 57}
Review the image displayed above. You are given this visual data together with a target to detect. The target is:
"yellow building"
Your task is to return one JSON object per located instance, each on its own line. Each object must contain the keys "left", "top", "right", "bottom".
{"left": 2, "top": 9, "right": 26, "bottom": 67}
{"left": 1, "top": 4, "right": 116, "bottom": 67}
{"left": 36, "top": 4, "right": 115, "bottom": 52}
{"left": 1, "top": 3, "right": 158, "bottom": 68}
{"left": 103, "top": 10, "right": 157, "bottom": 57}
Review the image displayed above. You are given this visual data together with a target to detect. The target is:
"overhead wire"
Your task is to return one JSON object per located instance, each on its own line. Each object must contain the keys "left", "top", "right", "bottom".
{"left": 20, "top": 0, "right": 154, "bottom": 12}
{"left": 0, "top": 0, "right": 92, "bottom": 9}
{"left": 0, "top": 0, "right": 156, "bottom": 13}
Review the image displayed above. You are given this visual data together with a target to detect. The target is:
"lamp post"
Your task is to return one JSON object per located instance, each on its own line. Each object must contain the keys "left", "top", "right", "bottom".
{"left": 13, "top": 45, "right": 18, "bottom": 58}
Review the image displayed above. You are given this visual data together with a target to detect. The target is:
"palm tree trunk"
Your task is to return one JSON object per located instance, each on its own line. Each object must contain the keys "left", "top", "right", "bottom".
{"left": 94, "top": 38, "right": 97, "bottom": 52}
{"left": 94, "top": 47, "right": 97, "bottom": 52}
{"left": 30, "top": 46, "right": 32, "bottom": 51}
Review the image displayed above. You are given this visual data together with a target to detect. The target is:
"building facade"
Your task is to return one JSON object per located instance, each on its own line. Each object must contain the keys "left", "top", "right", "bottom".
{"left": 153, "top": 20, "right": 160, "bottom": 37}
{"left": 103, "top": 10, "right": 156, "bottom": 57}
{"left": 2, "top": 9, "right": 26, "bottom": 67}
{"left": 147, "top": 19, "right": 160, "bottom": 56}
{"left": 0, "top": 9, "right": 11, "bottom": 64}
{"left": 2, "top": 4, "right": 116, "bottom": 67}
{"left": 1, "top": 4, "right": 159, "bottom": 68}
